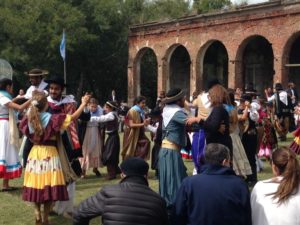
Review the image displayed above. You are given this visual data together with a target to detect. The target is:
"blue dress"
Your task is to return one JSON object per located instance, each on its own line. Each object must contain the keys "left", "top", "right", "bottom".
{"left": 158, "top": 110, "right": 188, "bottom": 207}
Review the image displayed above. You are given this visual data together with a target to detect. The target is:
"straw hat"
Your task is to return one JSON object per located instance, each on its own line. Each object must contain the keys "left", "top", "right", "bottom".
{"left": 24, "top": 68, "right": 48, "bottom": 77}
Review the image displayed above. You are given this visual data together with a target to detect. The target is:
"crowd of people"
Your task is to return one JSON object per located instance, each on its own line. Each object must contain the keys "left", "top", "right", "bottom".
{"left": 1, "top": 68, "right": 300, "bottom": 225}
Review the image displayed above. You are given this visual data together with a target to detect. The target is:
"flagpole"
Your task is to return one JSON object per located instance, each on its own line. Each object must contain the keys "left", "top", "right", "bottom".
{"left": 61, "top": 28, "right": 67, "bottom": 94}
{"left": 64, "top": 57, "right": 67, "bottom": 94}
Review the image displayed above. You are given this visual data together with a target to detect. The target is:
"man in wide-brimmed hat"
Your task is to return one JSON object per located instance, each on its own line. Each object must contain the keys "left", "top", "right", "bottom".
{"left": 45, "top": 75, "right": 91, "bottom": 218}
{"left": 24, "top": 68, "right": 48, "bottom": 99}
{"left": 22, "top": 68, "right": 49, "bottom": 175}
{"left": 266, "top": 82, "right": 292, "bottom": 141}
{"left": 159, "top": 88, "right": 188, "bottom": 216}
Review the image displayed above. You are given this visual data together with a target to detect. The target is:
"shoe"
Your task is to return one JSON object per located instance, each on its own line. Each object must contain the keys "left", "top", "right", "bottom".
{"left": 93, "top": 168, "right": 102, "bottom": 177}
{"left": 35, "top": 219, "right": 42, "bottom": 225}
{"left": 1, "top": 187, "right": 18, "bottom": 192}
{"left": 106, "top": 176, "right": 116, "bottom": 180}
{"left": 63, "top": 212, "right": 73, "bottom": 219}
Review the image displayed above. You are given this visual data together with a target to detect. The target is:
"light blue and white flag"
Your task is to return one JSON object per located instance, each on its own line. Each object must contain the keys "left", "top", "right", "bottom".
{"left": 60, "top": 31, "right": 66, "bottom": 61}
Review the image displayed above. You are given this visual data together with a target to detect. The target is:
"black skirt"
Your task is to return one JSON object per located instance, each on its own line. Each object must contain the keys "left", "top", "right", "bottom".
{"left": 102, "top": 131, "right": 120, "bottom": 166}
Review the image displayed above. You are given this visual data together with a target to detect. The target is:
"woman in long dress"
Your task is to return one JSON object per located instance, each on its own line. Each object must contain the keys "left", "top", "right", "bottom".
{"left": 0, "top": 78, "right": 30, "bottom": 191}
{"left": 80, "top": 98, "right": 103, "bottom": 177}
{"left": 227, "top": 91, "right": 252, "bottom": 177}
{"left": 20, "top": 91, "right": 90, "bottom": 225}
{"left": 121, "top": 96, "right": 150, "bottom": 160}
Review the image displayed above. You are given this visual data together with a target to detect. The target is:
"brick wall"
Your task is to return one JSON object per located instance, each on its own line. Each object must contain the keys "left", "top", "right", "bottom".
{"left": 127, "top": 0, "right": 300, "bottom": 105}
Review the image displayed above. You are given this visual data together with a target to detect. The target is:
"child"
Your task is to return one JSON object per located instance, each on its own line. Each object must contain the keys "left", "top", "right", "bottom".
{"left": 80, "top": 98, "right": 104, "bottom": 178}
{"left": 20, "top": 91, "right": 90, "bottom": 225}
{"left": 258, "top": 101, "right": 277, "bottom": 161}
{"left": 91, "top": 101, "right": 120, "bottom": 180}
{"left": 0, "top": 78, "right": 30, "bottom": 191}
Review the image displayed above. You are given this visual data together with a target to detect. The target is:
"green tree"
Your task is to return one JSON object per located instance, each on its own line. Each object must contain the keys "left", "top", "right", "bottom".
{"left": 193, "top": 0, "right": 231, "bottom": 14}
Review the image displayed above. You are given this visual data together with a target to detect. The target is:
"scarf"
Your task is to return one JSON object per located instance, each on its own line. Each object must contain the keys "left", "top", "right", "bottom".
{"left": 47, "top": 95, "right": 81, "bottom": 149}
{"left": 131, "top": 105, "right": 145, "bottom": 120}
{"left": 90, "top": 106, "right": 103, "bottom": 117}
{"left": 29, "top": 112, "right": 52, "bottom": 134}
{"left": 162, "top": 104, "right": 182, "bottom": 128}
{"left": 0, "top": 91, "right": 19, "bottom": 149}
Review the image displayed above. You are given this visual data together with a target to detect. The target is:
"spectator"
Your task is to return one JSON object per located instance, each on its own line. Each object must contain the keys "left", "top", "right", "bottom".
{"left": 172, "top": 143, "right": 251, "bottom": 225}
{"left": 73, "top": 157, "right": 168, "bottom": 225}
{"left": 251, "top": 146, "right": 300, "bottom": 225}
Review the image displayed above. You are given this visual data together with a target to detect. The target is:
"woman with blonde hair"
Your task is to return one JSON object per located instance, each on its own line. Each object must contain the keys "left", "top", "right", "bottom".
{"left": 251, "top": 146, "right": 300, "bottom": 225}
{"left": 20, "top": 91, "right": 90, "bottom": 225}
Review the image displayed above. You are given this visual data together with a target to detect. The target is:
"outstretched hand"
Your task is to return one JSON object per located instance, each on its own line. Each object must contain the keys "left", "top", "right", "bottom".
{"left": 81, "top": 93, "right": 92, "bottom": 105}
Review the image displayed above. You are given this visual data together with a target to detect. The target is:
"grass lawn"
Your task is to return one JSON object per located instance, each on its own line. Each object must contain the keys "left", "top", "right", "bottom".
{"left": 0, "top": 133, "right": 293, "bottom": 225}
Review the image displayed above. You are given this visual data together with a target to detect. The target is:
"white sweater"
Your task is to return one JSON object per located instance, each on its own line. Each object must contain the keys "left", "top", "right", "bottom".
{"left": 251, "top": 177, "right": 300, "bottom": 225}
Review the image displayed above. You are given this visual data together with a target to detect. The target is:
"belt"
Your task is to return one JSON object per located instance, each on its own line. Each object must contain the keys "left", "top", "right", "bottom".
{"left": 0, "top": 118, "right": 8, "bottom": 120}
{"left": 161, "top": 139, "right": 180, "bottom": 151}
{"left": 34, "top": 140, "right": 57, "bottom": 147}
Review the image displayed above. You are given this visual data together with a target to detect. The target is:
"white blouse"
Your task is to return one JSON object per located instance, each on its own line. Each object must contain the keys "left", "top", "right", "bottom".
{"left": 0, "top": 95, "right": 11, "bottom": 116}
{"left": 251, "top": 177, "right": 300, "bottom": 225}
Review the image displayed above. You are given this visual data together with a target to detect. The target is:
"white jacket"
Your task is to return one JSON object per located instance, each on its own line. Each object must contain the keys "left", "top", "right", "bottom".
{"left": 251, "top": 177, "right": 300, "bottom": 225}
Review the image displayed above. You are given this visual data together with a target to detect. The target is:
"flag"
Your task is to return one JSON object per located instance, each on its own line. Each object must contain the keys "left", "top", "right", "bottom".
{"left": 60, "top": 31, "right": 66, "bottom": 61}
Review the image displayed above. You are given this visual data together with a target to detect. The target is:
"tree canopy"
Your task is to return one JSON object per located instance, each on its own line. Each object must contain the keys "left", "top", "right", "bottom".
{"left": 0, "top": 0, "right": 234, "bottom": 104}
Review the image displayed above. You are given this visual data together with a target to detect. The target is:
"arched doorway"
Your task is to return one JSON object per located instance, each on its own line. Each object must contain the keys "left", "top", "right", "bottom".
{"left": 134, "top": 47, "right": 158, "bottom": 109}
{"left": 237, "top": 35, "right": 274, "bottom": 95}
{"left": 167, "top": 45, "right": 191, "bottom": 95}
{"left": 285, "top": 33, "right": 300, "bottom": 93}
{"left": 201, "top": 41, "right": 228, "bottom": 88}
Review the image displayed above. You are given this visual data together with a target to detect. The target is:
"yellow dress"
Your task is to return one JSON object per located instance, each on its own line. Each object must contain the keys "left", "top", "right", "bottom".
{"left": 20, "top": 113, "right": 72, "bottom": 203}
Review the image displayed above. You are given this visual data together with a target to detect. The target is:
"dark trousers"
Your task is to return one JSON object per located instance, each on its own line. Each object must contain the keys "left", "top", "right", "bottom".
{"left": 23, "top": 138, "right": 33, "bottom": 168}
{"left": 242, "top": 132, "right": 258, "bottom": 184}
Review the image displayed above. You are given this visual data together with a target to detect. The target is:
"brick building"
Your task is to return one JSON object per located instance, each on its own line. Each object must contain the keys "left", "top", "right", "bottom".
{"left": 127, "top": 0, "right": 300, "bottom": 105}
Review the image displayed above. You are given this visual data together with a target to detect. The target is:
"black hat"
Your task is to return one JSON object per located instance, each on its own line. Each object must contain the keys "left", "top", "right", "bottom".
{"left": 106, "top": 101, "right": 118, "bottom": 110}
{"left": 149, "top": 106, "right": 162, "bottom": 117}
{"left": 245, "top": 83, "right": 258, "bottom": 95}
{"left": 163, "top": 88, "right": 185, "bottom": 104}
{"left": 120, "top": 157, "right": 149, "bottom": 177}
{"left": 24, "top": 68, "right": 48, "bottom": 77}
{"left": 274, "top": 83, "right": 283, "bottom": 91}
{"left": 205, "top": 78, "right": 220, "bottom": 92}
{"left": 240, "top": 94, "right": 252, "bottom": 102}
{"left": 45, "top": 76, "right": 67, "bottom": 87}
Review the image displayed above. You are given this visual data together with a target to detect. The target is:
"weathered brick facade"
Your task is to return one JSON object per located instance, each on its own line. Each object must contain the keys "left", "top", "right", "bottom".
{"left": 128, "top": 0, "right": 300, "bottom": 104}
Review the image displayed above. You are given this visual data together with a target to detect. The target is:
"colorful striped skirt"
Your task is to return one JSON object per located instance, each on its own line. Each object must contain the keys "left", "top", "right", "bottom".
{"left": 23, "top": 145, "right": 68, "bottom": 203}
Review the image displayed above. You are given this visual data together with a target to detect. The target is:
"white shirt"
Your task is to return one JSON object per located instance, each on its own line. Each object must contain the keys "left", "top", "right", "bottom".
{"left": 24, "top": 79, "right": 48, "bottom": 99}
{"left": 251, "top": 177, "right": 300, "bottom": 225}
{"left": 0, "top": 95, "right": 11, "bottom": 115}
{"left": 47, "top": 95, "right": 76, "bottom": 106}
{"left": 267, "top": 91, "right": 288, "bottom": 106}
{"left": 91, "top": 111, "right": 116, "bottom": 123}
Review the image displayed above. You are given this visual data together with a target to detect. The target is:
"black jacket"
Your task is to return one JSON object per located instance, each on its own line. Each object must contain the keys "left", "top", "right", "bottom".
{"left": 73, "top": 176, "right": 168, "bottom": 225}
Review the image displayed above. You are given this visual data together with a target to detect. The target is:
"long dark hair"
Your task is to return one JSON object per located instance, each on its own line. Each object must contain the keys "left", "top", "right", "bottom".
{"left": 0, "top": 78, "right": 12, "bottom": 90}
{"left": 270, "top": 147, "right": 300, "bottom": 204}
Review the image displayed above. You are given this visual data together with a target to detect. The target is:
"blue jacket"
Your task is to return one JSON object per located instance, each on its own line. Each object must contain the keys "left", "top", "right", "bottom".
{"left": 172, "top": 164, "right": 251, "bottom": 225}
